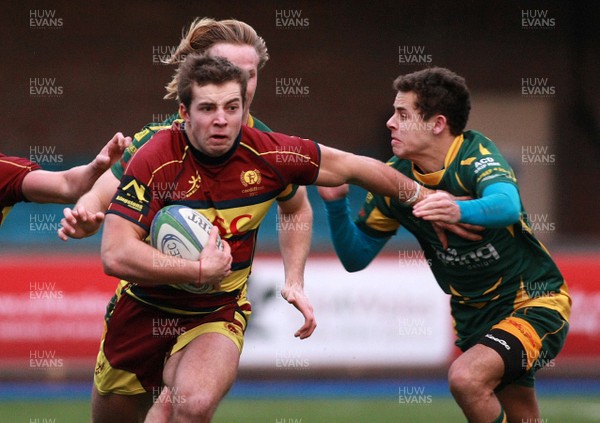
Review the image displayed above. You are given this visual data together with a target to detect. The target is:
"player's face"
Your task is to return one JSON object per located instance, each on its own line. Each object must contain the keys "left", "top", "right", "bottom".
{"left": 386, "top": 91, "right": 437, "bottom": 161}
{"left": 208, "top": 43, "right": 259, "bottom": 120}
{"left": 180, "top": 81, "right": 244, "bottom": 157}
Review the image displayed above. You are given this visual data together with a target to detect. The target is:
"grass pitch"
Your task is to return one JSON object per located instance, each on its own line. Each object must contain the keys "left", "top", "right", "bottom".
{"left": 2, "top": 396, "right": 600, "bottom": 422}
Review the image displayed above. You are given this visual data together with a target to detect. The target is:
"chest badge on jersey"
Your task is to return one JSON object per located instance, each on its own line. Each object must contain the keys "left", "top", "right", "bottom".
{"left": 240, "top": 169, "right": 262, "bottom": 186}
{"left": 240, "top": 169, "right": 264, "bottom": 196}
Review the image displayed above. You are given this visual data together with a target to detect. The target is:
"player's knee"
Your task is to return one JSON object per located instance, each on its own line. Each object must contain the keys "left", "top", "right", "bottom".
{"left": 448, "top": 360, "right": 481, "bottom": 399}
{"left": 150, "top": 387, "right": 174, "bottom": 419}
{"left": 171, "top": 391, "right": 217, "bottom": 423}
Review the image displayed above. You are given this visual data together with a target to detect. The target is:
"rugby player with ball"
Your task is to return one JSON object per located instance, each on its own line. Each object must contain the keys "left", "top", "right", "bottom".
{"left": 98, "top": 54, "right": 432, "bottom": 423}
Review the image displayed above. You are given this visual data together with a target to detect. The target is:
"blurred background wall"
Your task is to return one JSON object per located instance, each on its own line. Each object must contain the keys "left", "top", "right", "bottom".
{"left": 0, "top": 0, "right": 598, "bottom": 246}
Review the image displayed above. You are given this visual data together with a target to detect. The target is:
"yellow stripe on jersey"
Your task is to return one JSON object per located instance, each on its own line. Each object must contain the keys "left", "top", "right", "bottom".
{"left": 0, "top": 159, "right": 35, "bottom": 170}
{"left": 1, "top": 206, "right": 12, "bottom": 225}
{"left": 413, "top": 165, "right": 445, "bottom": 186}
{"left": 479, "top": 143, "right": 492, "bottom": 155}
{"left": 122, "top": 268, "right": 251, "bottom": 314}
{"left": 148, "top": 156, "right": 189, "bottom": 185}
{"left": 365, "top": 203, "right": 401, "bottom": 233}
{"left": 519, "top": 217, "right": 554, "bottom": 257}
{"left": 194, "top": 200, "right": 275, "bottom": 238}
{"left": 240, "top": 142, "right": 319, "bottom": 169}
{"left": 449, "top": 283, "right": 502, "bottom": 309}
{"left": 482, "top": 277, "right": 503, "bottom": 295}
{"left": 277, "top": 184, "right": 295, "bottom": 200}
{"left": 444, "top": 134, "right": 465, "bottom": 168}
{"left": 506, "top": 225, "right": 516, "bottom": 238}
{"left": 413, "top": 134, "right": 464, "bottom": 186}
{"left": 134, "top": 128, "right": 150, "bottom": 142}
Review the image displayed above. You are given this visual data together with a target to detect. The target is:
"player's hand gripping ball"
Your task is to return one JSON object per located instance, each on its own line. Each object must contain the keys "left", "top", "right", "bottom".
{"left": 150, "top": 205, "right": 223, "bottom": 293}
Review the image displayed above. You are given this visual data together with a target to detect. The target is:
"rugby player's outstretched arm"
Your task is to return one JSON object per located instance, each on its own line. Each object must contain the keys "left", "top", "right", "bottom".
{"left": 23, "top": 132, "right": 129, "bottom": 204}
{"left": 315, "top": 144, "right": 429, "bottom": 203}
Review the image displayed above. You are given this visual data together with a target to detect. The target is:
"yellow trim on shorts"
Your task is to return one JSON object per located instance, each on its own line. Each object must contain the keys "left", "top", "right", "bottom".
{"left": 170, "top": 310, "right": 249, "bottom": 356}
{"left": 93, "top": 342, "right": 146, "bottom": 396}
{"left": 492, "top": 317, "right": 541, "bottom": 371}
{"left": 514, "top": 283, "right": 571, "bottom": 322}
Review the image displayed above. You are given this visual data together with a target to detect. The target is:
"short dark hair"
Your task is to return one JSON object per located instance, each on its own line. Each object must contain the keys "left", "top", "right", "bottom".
{"left": 176, "top": 53, "right": 248, "bottom": 110}
{"left": 393, "top": 67, "right": 471, "bottom": 136}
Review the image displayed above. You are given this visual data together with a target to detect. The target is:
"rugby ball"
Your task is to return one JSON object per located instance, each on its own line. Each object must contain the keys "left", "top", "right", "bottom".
{"left": 150, "top": 205, "right": 223, "bottom": 293}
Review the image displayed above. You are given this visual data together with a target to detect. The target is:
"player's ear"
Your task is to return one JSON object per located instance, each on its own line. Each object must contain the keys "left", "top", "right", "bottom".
{"left": 179, "top": 103, "right": 190, "bottom": 123}
{"left": 431, "top": 115, "right": 447, "bottom": 135}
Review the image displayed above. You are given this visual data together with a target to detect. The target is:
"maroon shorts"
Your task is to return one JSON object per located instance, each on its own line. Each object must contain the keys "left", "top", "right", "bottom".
{"left": 93, "top": 291, "right": 251, "bottom": 395}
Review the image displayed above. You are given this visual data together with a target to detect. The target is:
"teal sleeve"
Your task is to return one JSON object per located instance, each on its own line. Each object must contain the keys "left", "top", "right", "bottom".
{"left": 457, "top": 182, "right": 521, "bottom": 227}
{"left": 323, "top": 198, "right": 390, "bottom": 272}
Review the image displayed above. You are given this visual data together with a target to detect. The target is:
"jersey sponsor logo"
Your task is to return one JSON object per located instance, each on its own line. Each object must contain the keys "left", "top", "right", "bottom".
{"left": 485, "top": 333, "right": 511, "bottom": 350}
{"left": 435, "top": 243, "right": 500, "bottom": 268}
{"left": 476, "top": 168, "right": 516, "bottom": 185}
{"left": 213, "top": 214, "right": 253, "bottom": 236}
{"left": 473, "top": 157, "right": 502, "bottom": 174}
{"left": 113, "top": 176, "right": 151, "bottom": 214}
{"left": 122, "top": 177, "right": 150, "bottom": 203}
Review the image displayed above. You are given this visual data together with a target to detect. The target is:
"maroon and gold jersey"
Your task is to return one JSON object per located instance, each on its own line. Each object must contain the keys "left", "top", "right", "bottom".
{"left": 106, "top": 123, "right": 320, "bottom": 313}
{"left": 0, "top": 154, "right": 41, "bottom": 225}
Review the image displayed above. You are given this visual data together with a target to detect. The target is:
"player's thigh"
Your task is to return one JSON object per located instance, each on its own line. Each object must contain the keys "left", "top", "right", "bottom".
{"left": 496, "top": 383, "right": 540, "bottom": 421}
{"left": 163, "top": 309, "right": 247, "bottom": 389}
{"left": 481, "top": 306, "right": 568, "bottom": 389}
{"left": 91, "top": 386, "right": 153, "bottom": 423}
{"left": 164, "top": 332, "right": 240, "bottom": 410}
{"left": 449, "top": 343, "right": 505, "bottom": 391}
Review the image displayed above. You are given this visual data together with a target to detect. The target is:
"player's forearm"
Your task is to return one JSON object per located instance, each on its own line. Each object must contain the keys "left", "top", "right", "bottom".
{"left": 317, "top": 146, "right": 427, "bottom": 203}
{"left": 348, "top": 156, "right": 425, "bottom": 203}
{"left": 323, "top": 197, "right": 388, "bottom": 272}
{"left": 278, "top": 205, "right": 312, "bottom": 290}
{"left": 457, "top": 183, "right": 521, "bottom": 227}
{"left": 21, "top": 170, "right": 74, "bottom": 203}
{"left": 58, "top": 161, "right": 112, "bottom": 203}
{"left": 74, "top": 169, "right": 119, "bottom": 213}
{"left": 102, "top": 235, "right": 199, "bottom": 286}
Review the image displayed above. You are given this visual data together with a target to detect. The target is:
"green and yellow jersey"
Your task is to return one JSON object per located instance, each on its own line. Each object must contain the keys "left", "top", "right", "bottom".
{"left": 356, "top": 130, "right": 570, "bottom": 349}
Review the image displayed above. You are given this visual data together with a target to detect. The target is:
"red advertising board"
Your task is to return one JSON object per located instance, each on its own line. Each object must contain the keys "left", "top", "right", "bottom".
{"left": 0, "top": 253, "right": 598, "bottom": 375}
{"left": 553, "top": 254, "right": 600, "bottom": 357}
{"left": 0, "top": 255, "right": 115, "bottom": 373}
